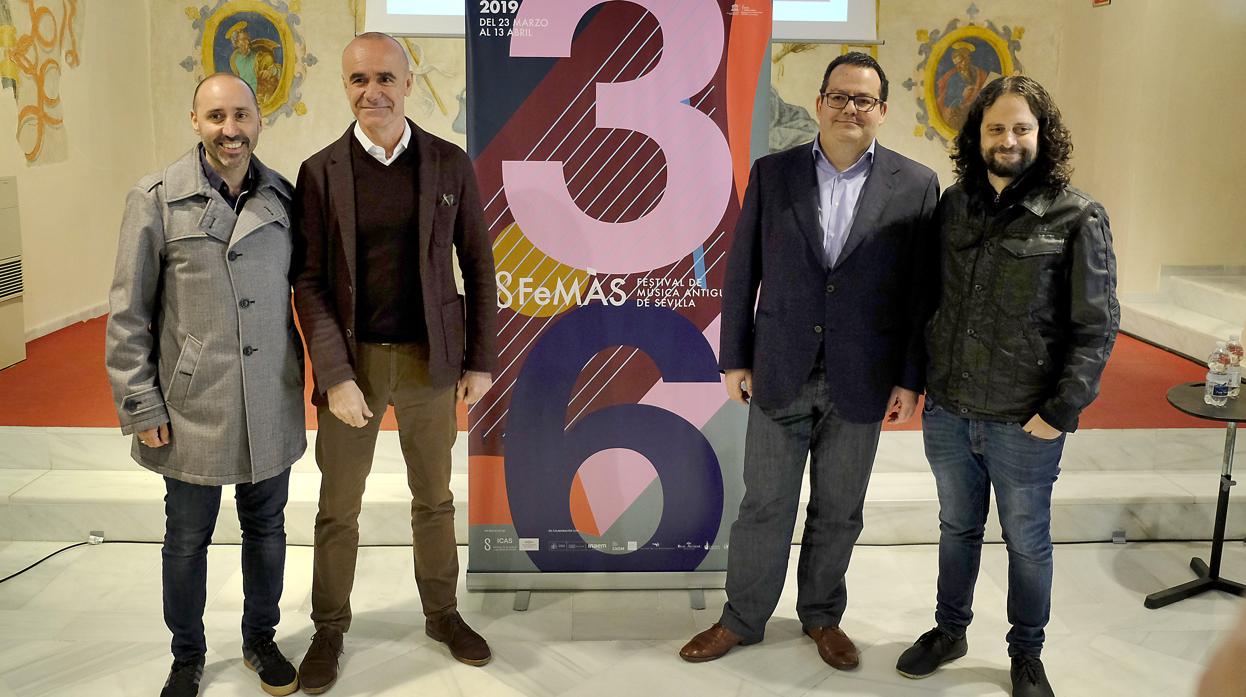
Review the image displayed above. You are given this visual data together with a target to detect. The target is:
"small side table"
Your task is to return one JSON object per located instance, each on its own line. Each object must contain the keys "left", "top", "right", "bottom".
{"left": 1144, "top": 382, "right": 1245, "bottom": 609}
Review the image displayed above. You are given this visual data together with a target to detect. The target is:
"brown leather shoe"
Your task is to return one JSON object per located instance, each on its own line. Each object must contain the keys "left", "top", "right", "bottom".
{"left": 679, "top": 623, "right": 745, "bottom": 662}
{"left": 298, "top": 629, "right": 343, "bottom": 694}
{"left": 426, "top": 612, "right": 491, "bottom": 666}
{"left": 805, "top": 626, "right": 860, "bottom": 670}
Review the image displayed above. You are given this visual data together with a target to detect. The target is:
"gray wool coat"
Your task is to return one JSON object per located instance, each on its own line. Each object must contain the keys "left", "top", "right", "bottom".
{"left": 105, "top": 147, "right": 307, "bottom": 485}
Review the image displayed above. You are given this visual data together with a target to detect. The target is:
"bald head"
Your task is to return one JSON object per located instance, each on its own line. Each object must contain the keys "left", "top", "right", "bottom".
{"left": 341, "top": 32, "right": 413, "bottom": 147}
{"left": 343, "top": 32, "right": 409, "bottom": 72}
{"left": 192, "top": 72, "right": 258, "bottom": 112}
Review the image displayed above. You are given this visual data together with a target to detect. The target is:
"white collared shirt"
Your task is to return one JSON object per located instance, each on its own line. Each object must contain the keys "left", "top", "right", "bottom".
{"left": 353, "top": 121, "right": 412, "bottom": 166}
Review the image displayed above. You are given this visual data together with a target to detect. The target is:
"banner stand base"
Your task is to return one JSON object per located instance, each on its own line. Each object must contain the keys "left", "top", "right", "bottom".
{"left": 469, "top": 571, "right": 725, "bottom": 611}
{"left": 467, "top": 571, "right": 726, "bottom": 594}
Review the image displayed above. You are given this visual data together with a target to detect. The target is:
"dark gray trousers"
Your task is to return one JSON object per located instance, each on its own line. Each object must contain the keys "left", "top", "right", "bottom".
{"left": 719, "top": 362, "right": 882, "bottom": 642}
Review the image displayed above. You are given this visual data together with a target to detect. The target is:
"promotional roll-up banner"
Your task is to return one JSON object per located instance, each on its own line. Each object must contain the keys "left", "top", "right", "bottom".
{"left": 465, "top": 0, "right": 772, "bottom": 587}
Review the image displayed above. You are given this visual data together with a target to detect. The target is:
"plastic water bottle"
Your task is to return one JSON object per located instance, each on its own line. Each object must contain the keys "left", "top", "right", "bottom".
{"left": 1205, "top": 342, "right": 1231, "bottom": 407}
{"left": 1226, "top": 334, "right": 1243, "bottom": 399}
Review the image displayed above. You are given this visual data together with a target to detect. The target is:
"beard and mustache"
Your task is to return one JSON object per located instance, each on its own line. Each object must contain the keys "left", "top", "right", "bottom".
{"left": 983, "top": 144, "right": 1036, "bottom": 179}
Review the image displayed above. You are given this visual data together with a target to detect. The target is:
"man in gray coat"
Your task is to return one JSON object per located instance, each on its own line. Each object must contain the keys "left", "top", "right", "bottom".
{"left": 105, "top": 73, "right": 306, "bottom": 697}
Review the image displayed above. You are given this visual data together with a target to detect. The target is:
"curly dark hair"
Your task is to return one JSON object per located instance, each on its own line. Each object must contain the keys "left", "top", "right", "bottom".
{"left": 950, "top": 75, "right": 1073, "bottom": 191}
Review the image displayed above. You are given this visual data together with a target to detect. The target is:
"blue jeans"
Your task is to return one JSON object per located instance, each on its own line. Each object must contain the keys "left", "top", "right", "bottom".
{"left": 163, "top": 467, "right": 291, "bottom": 661}
{"left": 922, "top": 398, "right": 1064, "bottom": 657}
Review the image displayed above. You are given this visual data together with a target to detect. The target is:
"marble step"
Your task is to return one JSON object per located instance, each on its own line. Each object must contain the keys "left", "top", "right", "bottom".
{"left": 1163, "top": 273, "right": 1246, "bottom": 328}
{"left": 0, "top": 426, "right": 1229, "bottom": 475}
{"left": 1120, "top": 298, "right": 1241, "bottom": 362}
{"left": 2, "top": 467, "right": 1243, "bottom": 546}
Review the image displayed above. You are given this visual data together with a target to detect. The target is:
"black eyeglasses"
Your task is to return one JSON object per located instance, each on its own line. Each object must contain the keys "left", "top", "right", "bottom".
{"left": 819, "top": 92, "right": 883, "bottom": 112}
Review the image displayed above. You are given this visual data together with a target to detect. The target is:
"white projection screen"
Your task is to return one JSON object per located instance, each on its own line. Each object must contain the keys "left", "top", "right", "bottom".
{"left": 367, "top": 0, "right": 878, "bottom": 42}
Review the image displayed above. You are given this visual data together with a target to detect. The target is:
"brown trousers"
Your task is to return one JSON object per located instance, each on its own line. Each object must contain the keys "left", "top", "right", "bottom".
{"left": 310, "top": 342, "right": 458, "bottom": 632}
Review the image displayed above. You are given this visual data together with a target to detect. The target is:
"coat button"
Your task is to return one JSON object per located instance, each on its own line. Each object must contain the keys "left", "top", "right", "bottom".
{"left": 345, "top": 328, "right": 353, "bottom": 338}
{"left": 814, "top": 325, "right": 823, "bottom": 334}
{"left": 966, "top": 328, "right": 976, "bottom": 337}
{"left": 973, "top": 284, "right": 983, "bottom": 292}
{"left": 826, "top": 283, "right": 836, "bottom": 293}
{"left": 961, "top": 371, "right": 970, "bottom": 378}
{"left": 960, "top": 407, "right": 969, "bottom": 414}
{"left": 228, "top": 251, "right": 239, "bottom": 261}
{"left": 1037, "top": 359, "right": 1045, "bottom": 366}
{"left": 239, "top": 299, "right": 251, "bottom": 308}
{"left": 243, "top": 346, "right": 256, "bottom": 356}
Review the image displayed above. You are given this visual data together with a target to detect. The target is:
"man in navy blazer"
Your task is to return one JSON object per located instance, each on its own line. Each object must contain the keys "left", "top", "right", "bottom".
{"left": 681, "top": 53, "right": 939, "bottom": 667}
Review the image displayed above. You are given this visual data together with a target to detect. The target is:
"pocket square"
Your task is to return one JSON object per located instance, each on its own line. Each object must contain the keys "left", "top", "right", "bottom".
{"left": 440, "top": 193, "right": 456, "bottom": 206}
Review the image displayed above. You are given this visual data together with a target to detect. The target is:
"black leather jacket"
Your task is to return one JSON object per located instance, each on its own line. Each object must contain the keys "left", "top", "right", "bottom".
{"left": 925, "top": 175, "right": 1119, "bottom": 432}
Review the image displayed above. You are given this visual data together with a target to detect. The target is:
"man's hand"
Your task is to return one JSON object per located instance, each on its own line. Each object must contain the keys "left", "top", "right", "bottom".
{"left": 886, "top": 387, "right": 919, "bottom": 424}
{"left": 725, "top": 369, "right": 752, "bottom": 405}
{"left": 457, "top": 371, "right": 493, "bottom": 405}
{"left": 1023, "top": 413, "right": 1062, "bottom": 440}
{"left": 327, "top": 380, "right": 373, "bottom": 428}
{"left": 138, "top": 423, "right": 170, "bottom": 448}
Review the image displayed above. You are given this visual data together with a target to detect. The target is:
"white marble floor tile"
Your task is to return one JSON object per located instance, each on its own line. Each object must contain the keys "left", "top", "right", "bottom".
{"left": 0, "top": 470, "right": 43, "bottom": 501}
{"left": 45, "top": 427, "right": 135, "bottom": 471}
{"left": 0, "top": 428, "right": 48, "bottom": 471}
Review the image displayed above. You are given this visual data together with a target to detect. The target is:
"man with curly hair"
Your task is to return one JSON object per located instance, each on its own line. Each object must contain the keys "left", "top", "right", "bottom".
{"left": 895, "top": 76, "right": 1118, "bottom": 697}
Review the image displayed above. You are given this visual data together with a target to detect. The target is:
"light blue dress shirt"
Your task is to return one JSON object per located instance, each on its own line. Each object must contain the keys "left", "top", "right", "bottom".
{"left": 812, "top": 138, "right": 875, "bottom": 267}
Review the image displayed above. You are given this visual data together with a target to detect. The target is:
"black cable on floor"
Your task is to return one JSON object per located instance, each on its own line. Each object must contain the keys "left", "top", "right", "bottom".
{"left": 1, "top": 538, "right": 1240, "bottom": 585}
{"left": 0, "top": 540, "right": 445, "bottom": 585}
{"left": 0, "top": 541, "right": 88, "bottom": 584}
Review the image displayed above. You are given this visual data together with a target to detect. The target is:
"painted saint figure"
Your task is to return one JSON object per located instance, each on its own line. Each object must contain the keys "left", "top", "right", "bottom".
{"left": 936, "top": 42, "right": 991, "bottom": 132}
{"left": 226, "top": 21, "right": 280, "bottom": 105}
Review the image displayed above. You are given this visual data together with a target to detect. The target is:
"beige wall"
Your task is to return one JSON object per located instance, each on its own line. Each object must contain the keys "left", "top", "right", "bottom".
{"left": 0, "top": 0, "right": 155, "bottom": 338}
{"left": 1056, "top": 0, "right": 1246, "bottom": 294}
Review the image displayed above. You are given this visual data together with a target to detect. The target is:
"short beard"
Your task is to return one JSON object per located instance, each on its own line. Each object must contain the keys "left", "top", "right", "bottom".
{"left": 984, "top": 146, "right": 1035, "bottom": 179}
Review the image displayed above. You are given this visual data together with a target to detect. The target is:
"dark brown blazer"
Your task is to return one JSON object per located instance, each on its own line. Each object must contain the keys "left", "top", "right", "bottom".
{"left": 292, "top": 121, "right": 497, "bottom": 405}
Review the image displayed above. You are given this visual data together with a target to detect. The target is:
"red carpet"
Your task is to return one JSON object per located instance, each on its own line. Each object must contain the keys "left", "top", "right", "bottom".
{"left": 0, "top": 315, "right": 1214, "bottom": 430}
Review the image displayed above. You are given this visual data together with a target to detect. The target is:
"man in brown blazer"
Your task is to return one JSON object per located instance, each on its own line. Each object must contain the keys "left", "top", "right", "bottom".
{"left": 292, "top": 32, "right": 497, "bottom": 693}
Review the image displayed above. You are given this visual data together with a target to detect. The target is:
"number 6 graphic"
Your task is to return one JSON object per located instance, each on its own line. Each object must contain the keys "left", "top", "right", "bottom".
{"left": 506, "top": 304, "right": 724, "bottom": 571}
{"left": 503, "top": 0, "right": 732, "bottom": 274}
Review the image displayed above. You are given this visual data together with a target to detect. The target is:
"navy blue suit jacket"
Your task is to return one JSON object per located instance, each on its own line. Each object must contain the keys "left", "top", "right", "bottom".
{"left": 719, "top": 141, "right": 940, "bottom": 422}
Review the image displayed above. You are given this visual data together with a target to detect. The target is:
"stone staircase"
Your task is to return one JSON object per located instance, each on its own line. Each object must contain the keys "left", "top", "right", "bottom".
{"left": 1121, "top": 267, "right": 1246, "bottom": 361}
{"left": 1, "top": 425, "right": 1240, "bottom": 547}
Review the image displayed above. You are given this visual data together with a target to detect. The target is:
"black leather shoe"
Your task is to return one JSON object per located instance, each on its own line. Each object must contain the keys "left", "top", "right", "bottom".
{"left": 1011, "top": 654, "right": 1055, "bottom": 697}
{"left": 896, "top": 627, "right": 968, "bottom": 679}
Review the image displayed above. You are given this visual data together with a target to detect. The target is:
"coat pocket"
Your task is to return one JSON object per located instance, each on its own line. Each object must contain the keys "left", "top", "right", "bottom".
{"left": 440, "top": 295, "right": 466, "bottom": 365}
{"left": 166, "top": 333, "right": 204, "bottom": 411}
{"left": 998, "top": 234, "right": 1065, "bottom": 258}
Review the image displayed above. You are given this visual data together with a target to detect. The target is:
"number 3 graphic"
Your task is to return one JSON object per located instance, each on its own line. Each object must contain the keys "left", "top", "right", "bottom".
{"left": 503, "top": 0, "right": 732, "bottom": 274}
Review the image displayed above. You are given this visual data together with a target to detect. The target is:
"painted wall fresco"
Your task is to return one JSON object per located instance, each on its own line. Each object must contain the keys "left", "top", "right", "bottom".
{"left": 181, "top": 0, "right": 314, "bottom": 123}
{"left": 904, "top": 4, "right": 1024, "bottom": 144}
{"left": 0, "top": 0, "right": 83, "bottom": 165}
{"left": 768, "top": 42, "right": 819, "bottom": 152}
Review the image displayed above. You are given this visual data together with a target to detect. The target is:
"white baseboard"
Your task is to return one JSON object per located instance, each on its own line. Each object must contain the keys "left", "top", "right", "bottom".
{"left": 25, "top": 302, "right": 107, "bottom": 341}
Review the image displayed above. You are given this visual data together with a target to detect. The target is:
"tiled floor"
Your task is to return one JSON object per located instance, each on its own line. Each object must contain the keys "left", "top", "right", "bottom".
{"left": 1, "top": 540, "right": 1243, "bottom": 696}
